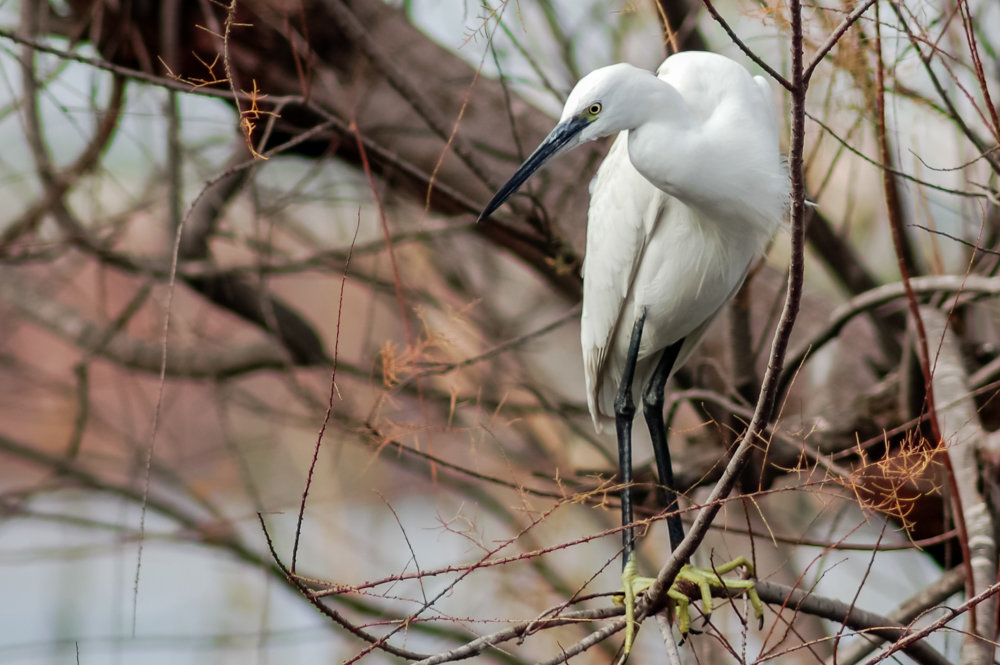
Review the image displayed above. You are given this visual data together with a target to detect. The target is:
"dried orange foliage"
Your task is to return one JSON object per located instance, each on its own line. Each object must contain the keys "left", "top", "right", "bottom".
{"left": 378, "top": 310, "right": 465, "bottom": 389}
{"left": 840, "top": 431, "right": 946, "bottom": 531}
{"left": 238, "top": 79, "right": 277, "bottom": 160}
{"left": 379, "top": 339, "right": 420, "bottom": 387}
{"left": 158, "top": 52, "right": 227, "bottom": 88}
{"left": 159, "top": 38, "right": 274, "bottom": 160}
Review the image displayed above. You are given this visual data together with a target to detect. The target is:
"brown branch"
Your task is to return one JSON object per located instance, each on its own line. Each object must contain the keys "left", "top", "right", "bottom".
{"left": 874, "top": 7, "right": 977, "bottom": 642}
{"left": 257, "top": 514, "right": 434, "bottom": 661}
{"left": 9, "top": 15, "right": 332, "bottom": 370}
{"left": 654, "top": 0, "right": 708, "bottom": 52}
{"left": 830, "top": 565, "right": 966, "bottom": 665}
{"left": 292, "top": 213, "right": 361, "bottom": 573}
{"left": 803, "top": 0, "right": 878, "bottom": 83}
{"left": 873, "top": 14, "right": 921, "bottom": 278}
{"left": 807, "top": 112, "right": 989, "bottom": 200}
{"left": 699, "top": 0, "right": 792, "bottom": 90}
{"left": 756, "top": 580, "right": 952, "bottom": 665}
{"left": 0, "top": 74, "right": 125, "bottom": 249}
{"left": 804, "top": 204, "right": 903, "bottom": 362}
{"left": 413, "top": 605, "right": 624, "bottom": 665}
{"left": 427, "top": 576, "right": 955, "bottom": 665}
{"left": 779, "top": 274, "right": 1000, "bottom": 398}
{"left": 860, "top": 581, "right": 1000, "bottom": 665}
{"left": 18, "top": 3, "right": 106, "bottom": 249}
{"left": 0, "top": 430, "right": 479, "bottom": 658}
{"left": 322, "top": 0, "right": 493, "bottom": 187}
{"left": 889, "top": 5, "right": 1000, "bottom": 176}
{"left": 922, "top": 306, "right": 998, "bottom": 665}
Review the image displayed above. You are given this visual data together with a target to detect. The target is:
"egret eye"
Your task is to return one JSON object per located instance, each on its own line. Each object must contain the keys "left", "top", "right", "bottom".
{"left": 588, "top": 102, "right": 602, "bottom": 116}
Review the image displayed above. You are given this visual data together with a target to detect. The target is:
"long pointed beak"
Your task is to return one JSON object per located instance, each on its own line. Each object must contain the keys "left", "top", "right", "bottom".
{"left": 477, "top": 116, "right": 587, "bottom": 222}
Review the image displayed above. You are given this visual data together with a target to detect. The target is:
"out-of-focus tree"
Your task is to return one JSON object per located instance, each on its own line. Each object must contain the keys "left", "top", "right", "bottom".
{"left": 0, "top": 1, "right": 998, "bottom": 663}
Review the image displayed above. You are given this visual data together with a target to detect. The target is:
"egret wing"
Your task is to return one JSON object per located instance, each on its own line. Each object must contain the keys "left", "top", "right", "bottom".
{"left": 581, "top": 133, "right": 666, "bottom": 431}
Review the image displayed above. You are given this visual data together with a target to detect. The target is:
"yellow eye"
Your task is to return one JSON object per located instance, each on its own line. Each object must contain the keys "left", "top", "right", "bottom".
{"left": 588, "top": 102, "right": 602, "bottom": 116}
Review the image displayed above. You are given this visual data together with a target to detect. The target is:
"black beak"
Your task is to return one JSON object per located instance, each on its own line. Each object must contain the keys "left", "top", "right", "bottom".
{"left": 477, "top": 116, "right": 588, "bottom": 222}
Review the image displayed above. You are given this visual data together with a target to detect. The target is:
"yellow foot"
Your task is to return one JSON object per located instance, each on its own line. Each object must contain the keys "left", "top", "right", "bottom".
{"left": 614, "top": 556, "right": 763, "bottom": 651}
{"left": 670, "top": 557, "right": 764, "bottom": 636}
{"left": 613, "top": 558, "right": 651, "bottom": 655}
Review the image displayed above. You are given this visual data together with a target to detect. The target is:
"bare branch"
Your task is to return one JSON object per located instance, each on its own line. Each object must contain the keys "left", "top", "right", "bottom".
{"left": 922, "top": 307, "right": 998, "bottom": 665}
{"left": 830, "top": 565, "right": 966, "bottom": 665}
{"left": 779, "top": 275, "right": 1000, "bottom": 398}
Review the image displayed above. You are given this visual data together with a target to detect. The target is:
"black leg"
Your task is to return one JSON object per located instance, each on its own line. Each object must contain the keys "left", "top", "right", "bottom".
{"left": 642, "top": 338, "right": 686, "bottom": 552}
{"left": 615, "top": 308, "right": 648, "bottom": 569}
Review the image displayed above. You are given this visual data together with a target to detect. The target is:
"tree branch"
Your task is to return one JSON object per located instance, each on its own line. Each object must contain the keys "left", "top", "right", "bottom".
{"left": 830, "top": 565, "right": 966, "bottom": 665}
{"left": 779, "top": 275, "right": 1000, "bottom": 398}
{"left": 921, "top": 306, "right": 998, "bottom": 665}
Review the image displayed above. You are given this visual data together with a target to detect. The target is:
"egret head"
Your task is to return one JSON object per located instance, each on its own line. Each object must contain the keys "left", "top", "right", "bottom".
{"left": 558, "top": 63, "right": 652, "bottom": 143}
{"left": 478, "top": 64, "right": 651, "bottom": 222}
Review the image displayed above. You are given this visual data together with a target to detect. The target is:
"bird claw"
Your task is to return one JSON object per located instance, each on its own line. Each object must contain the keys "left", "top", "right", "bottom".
{"left": 671, "top": 557, "right": 763, "bottom": 636}
{"left": 613, "top": 558, "right": 653, "bottom": 655}
{"left": 615, "top": 556, "right": 763, "bottom": 650}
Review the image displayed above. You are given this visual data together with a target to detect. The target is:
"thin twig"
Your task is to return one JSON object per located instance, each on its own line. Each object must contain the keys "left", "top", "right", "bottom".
{"left": 803, "top": 0, "right": 878, "bottom": 83}
{"left": 292, "top": 212, "right": 362, "bottom": 572}
{"left": 323, "top": 0, "right": 494, "bottom": 187}
{"left": 874, "top": 8, "right": 977, "bottom": 646}
{"left": 859, "top": 582, "right": 1000, "bottom": 665}
{"left": 829, "top": 565, "right": 965, "bottom": 665}
{"left": 888, "top": 5, "right": 1000, "bottom": 175}
{"left": 699, "top": 0, "right": 792, "bottom": 90}
{"left": 258, "top": 514, "right": 433, "bottom": 661}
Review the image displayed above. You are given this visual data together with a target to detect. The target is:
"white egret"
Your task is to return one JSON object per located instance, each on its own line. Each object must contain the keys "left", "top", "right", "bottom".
{"left": 479, "top": 51, "right": 787, "bottom": 650}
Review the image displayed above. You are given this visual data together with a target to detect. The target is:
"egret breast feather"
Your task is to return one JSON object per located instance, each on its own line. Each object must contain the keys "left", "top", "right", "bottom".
{"left": 581, "top": 53, "right": 787, "bottom": 430}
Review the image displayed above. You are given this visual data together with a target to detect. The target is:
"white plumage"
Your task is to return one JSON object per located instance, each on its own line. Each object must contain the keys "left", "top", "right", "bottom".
{"left": 481, "top": 54, "right": 786, "bottom": 430}
{"left": 577, "top": 52, "right": 787, "bottom": 430}
{"left": 478, "top": 51, "right": 787, "bottom": 648}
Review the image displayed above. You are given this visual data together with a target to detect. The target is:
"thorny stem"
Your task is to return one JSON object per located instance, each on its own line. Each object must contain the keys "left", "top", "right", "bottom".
{"left": 872, "top": 9, "right": 920, "bottom": 278}
{"left": 873, "top": 0, "right": 977, "bottom": 635}
{"left": 259, "top": 515, "right": 434, "bottom": 661}
{"left": 292, "top": 214, "right": 362, "bottom": 573}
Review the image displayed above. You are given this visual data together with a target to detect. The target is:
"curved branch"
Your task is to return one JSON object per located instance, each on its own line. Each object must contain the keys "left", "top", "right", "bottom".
{"left": 779, "top": 275, "right": 1000, "bottom": 398}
